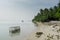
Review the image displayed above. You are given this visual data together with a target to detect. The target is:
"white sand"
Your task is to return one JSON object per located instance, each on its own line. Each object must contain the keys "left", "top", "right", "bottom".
{"left": 26, "top": 22, "right": 60, "bottom": 40}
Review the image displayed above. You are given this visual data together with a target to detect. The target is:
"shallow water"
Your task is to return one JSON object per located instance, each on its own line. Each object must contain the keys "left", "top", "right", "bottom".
{"left": 0, "top": 22, "right": 36, "bottom": 40}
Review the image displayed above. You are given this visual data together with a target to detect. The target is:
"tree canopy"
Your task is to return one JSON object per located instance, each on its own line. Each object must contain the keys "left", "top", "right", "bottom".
{"left": 32, "top": 3, "right": 60, "bottom": 22}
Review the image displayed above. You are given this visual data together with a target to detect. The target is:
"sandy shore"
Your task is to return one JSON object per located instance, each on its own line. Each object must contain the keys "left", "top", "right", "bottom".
{"left": 26, "top": 22, "right": 60, "bottom": 40}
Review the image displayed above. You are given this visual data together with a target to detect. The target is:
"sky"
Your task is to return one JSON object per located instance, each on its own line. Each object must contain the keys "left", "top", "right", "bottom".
{"left": 0, "top": 0, "right": 59, "bottom": 23}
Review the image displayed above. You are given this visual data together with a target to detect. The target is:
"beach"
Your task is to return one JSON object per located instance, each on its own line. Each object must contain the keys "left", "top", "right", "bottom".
{"left": 26, "top": 21, "right": 60, "bottom": 40}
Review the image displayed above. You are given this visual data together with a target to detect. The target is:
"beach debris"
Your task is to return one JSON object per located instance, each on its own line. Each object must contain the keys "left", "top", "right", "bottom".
{"left": 57, "top": 28, "right": 60, "bottom": 32}
{"left": 52, "top": 24, "right": 57, "bottom": 28}
{"left": 55, "top": 35, "right": 60, "bottom": 40}
{"left": 47, "top": 34, "right": 54, "bottom": 39}
{"left": 45, "top": 34, "right": 54, "bottom": 40}
{"left": 35, "top": 32, "right": 43, "bottom": 38}
{"left": 47, "top": 38, "right": 50, "bottom": 40}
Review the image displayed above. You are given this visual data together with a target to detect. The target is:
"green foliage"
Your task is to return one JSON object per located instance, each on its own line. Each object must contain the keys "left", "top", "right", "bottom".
{"left": 32, "top": 3, "right": 60, "bottom": 22}
{"left": 54, "top": 9, "right": 60, "bottom": 20}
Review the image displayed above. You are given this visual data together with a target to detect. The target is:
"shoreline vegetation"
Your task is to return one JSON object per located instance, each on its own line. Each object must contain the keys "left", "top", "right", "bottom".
{"left": 32, "top": 3, "right": 60, "bottom": 23}
{"left": 26, "top": 2, "right": 60, "bottom": 40}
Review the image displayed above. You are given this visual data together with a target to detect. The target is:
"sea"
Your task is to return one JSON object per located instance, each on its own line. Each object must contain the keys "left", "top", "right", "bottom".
{"left": 0, "top": 22, "right": 37, "bottom": 40}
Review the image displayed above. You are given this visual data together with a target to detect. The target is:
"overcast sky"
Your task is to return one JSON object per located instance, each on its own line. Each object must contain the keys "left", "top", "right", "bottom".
{"left": 0, "top": 0, "right": 58, "bottom": 23}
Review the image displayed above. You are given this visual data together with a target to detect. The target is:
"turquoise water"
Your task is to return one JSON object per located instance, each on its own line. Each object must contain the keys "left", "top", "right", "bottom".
{"left": 0, "top": 22, "right": 36, "bottom": 40}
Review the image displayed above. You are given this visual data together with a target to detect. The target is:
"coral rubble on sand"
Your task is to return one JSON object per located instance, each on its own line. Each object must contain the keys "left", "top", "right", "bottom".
{"left": 27, "top": 22, "right": 60, "bottom": 40}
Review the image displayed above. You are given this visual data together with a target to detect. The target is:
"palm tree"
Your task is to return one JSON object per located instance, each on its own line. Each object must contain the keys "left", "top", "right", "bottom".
{"left": 54, "top": 6, "right": 58, "bottom": 12}
{"left": 58, "top": 0, "right": 60, "bottom": 8}
{"left": 49, "top": 7, "right": 53, "bottom": 18}
{"left": 49, "top": 7, "right": 53, "bottom": 12}
{"left": 44, "top": 8, "right": 49, "bottom": 15}
{"left": 40, "top": 9, "right": 43, "bottom": 14}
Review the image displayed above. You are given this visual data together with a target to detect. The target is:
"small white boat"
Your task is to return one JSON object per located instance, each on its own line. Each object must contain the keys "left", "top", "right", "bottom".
{"left": 9, "top": 26, "right": 20, "bottom": 33}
